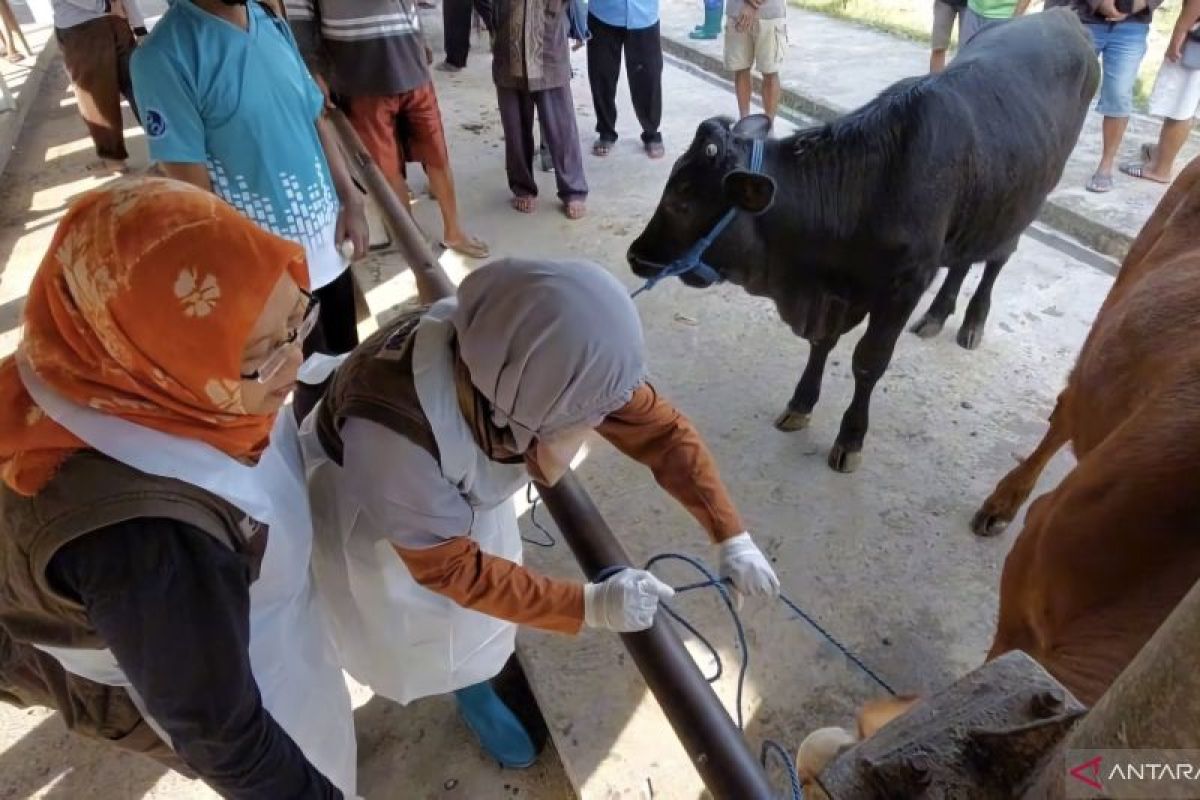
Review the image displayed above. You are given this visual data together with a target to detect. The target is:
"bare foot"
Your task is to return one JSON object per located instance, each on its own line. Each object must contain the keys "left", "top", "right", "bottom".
{"left": 563, "top": 199, "right": 586, "bottom": 220}
{"left": 511, "top": 195, "right": 536, "bottom": 214}
{"left": 442, "top": 232, "right": 490, "bottom": 258}
{"left": 645, "top": 140, "right": 665, "bottom": 159}
{"left": 5, "top": 52, "right": 23, "bottom": 63}
{"left": 87, "top": 159, "right": 130, "bottom": 175}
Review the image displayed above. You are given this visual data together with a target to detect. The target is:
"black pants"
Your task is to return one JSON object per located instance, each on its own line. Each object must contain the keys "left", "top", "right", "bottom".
{"left": 294, "top": 267, "right": 360, "bottom": 423}
{"left": 443, "top": 0, "right": 494, "bottom": 68}
{"left": 586, "top": 15, "right": 663, "bottom": 144}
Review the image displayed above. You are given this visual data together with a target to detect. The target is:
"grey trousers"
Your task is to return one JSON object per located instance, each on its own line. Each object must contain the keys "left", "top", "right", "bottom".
{"left": 496, "top": 84, "right": 588, "bottom": 201}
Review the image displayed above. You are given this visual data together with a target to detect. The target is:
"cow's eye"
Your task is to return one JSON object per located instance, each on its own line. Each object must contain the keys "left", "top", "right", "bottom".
{"left": 704, "top": 143, "right": 719, "bottom": 158}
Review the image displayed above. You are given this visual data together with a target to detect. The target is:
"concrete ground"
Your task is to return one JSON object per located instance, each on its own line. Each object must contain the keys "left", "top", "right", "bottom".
{"left": 660, "top": 0, "right": 1200, "bottom": 259}
{"left": 0, "top": 5, "right": 1124, "bottom": 800}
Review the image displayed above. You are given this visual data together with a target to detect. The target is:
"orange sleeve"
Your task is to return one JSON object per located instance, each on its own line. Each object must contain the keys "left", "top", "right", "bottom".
{"left": 393, "top": 538, "right": 585, "bottom": 634}
{"left": 596, "top": 384, "right": 745, "bottom": 543}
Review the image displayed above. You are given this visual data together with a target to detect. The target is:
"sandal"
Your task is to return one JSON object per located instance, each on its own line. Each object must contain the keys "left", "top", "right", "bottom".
{"left": 442, "top": 235, "right": 491, "bottom": 259}
{"left": 1118, "top": 162, "right": 1170, "bottom": 184}
{"left": 563, "top": 199, "right": 586, "bottom": 220}
{"left": 1085, "top": 172, "right": 1113, "bottom": 193}
{"left": 511, "top": 195, "right": 537, "bottom": 214}
{"left": 645, "top": 140, "right": 665, "bottom": 160}
{"left": 592, "top": 139, "right": 615, "bottom": 157}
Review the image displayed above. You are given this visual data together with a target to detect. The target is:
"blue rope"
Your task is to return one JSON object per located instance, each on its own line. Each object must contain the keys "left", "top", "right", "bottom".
{"left": 523, "top": 486, "right": 901, "bottom": 800}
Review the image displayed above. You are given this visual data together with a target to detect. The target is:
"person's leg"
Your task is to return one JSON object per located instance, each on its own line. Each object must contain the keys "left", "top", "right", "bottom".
{"left": 442, "top": 0, "right": 472, "bottom": 68}
{"left": 625, "top": 21, "right": 664, "bottom": 151}
{"left": 57, "top": 19, "right": 129, "bottom": 167}
{"left": 1135, "top": 60, "right": 1200, "bottom": 179}
{"left": 929, "top": 0, "right": 953, "bottom": 73}
{"left": 1090, "top": 23, "right": 1149, "bottom": 191}
{"left": 586, "top": 14, "right": 623, "bottom": 151}
{"left": 757, "top": 19, "right": 786, "bottom": 121}
{"left": 403, "top": 83, "right": 489, "bottom": 257}
{"left": 725, "top": 22, "right": 754, "bottom": 117}
{"left": 958, "top": 7, "right": 984, "bottom": 47}
{"left": 346, "top": 94, "right": 415, "bottom": 211}
{"left": 534, "top": 85, "right": 588, "bottom": 216}
{"left": 113, "top": 18, "right": 140, "bottom": 125}
{"left": 690, "top": 0, "right": 722, "bottom": 39}
{"left": 294, "top": 268, "right": 360, "bottom": 422}
{"left": 472, "top": 0, "right": 495, "bottom": 34}
{"left": 496, "top": 86, "right": 539, "bottom": 209}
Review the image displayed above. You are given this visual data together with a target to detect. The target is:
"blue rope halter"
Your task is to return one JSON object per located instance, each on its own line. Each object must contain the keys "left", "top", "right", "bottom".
{"left": 632, "top": 138, "right": 767, "bottom": 298}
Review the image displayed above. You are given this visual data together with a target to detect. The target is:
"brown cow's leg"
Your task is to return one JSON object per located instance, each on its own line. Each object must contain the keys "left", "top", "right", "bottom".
{"left": 957, "top": 256, "right": 1008, "bottom": 351}
{"left": 972, "top": 394, "right": 1069, "bottom": 536}
{"left": 828, "top": 292, "right": 921, "bottom": 472}
{"left": 986, "top": 392, "right": 1200, "bottom": 704}
{"left": 910, "top": 263, "right": 970, "bottom": 339}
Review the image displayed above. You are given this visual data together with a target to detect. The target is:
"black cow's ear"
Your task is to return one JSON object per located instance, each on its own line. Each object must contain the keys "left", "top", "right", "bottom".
{"left": 732, "top": 114, "right": 772, "bottom": 140}
{"left": 723, "top": 170, "right": 776, "bottom": 214}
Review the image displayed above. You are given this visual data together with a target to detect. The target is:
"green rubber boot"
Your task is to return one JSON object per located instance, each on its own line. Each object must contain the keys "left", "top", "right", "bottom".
{"left": 689, "top": 6, "right": 722, "bottom": 39}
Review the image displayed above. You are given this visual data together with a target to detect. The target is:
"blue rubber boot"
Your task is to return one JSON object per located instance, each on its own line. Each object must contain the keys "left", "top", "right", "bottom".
{"left": 689, "top": 3, "right": 722, "bottom": 39}
{"left": 454, "top": 681, "right": 538, "bottom": 769}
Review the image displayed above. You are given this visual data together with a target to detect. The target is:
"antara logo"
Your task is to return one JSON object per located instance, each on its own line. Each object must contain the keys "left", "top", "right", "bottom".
{"left": 1070, "top": 756, "right": 1104, "bottom": 790}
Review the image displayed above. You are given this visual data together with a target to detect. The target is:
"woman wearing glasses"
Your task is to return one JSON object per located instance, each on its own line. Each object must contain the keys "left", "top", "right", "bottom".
{"left": 302, "top": 257, "right": 780, "bottom": 768}
{"left": 0, "top": 179, "right": 356, "bottom": 798}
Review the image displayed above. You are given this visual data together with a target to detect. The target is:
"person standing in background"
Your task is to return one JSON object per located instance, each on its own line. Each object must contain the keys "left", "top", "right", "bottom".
{"left": 587, "top": 0, "right": 665, "bottom": 159}
{"left": 438, "top": 0, "right": 492, "bottom": 72}
{"left": 1120, "top": 0, "right": 1200, "bottom": 184}
{"left": 287, "top": 0, "right": 491, "bottom": 259}
{"left": 961, "top": 0, "right": 1029, "bottom": 45}
{"left": 724, "top": 0, "right": 785, "bottom": 121}
{"left": 1056, "top": 0, "right": 1163, "bottom": 192}
{"left": 929, "top": 0, "right": 966, "bottom": 73}
{"left": 492, "top": 0, "right": 589, "bottom": 218}
{"left": 131, "top": 0, "right": 369, "bottom": 420}
{"left": 52, "top": 0, "right": 142, "bottom": 173}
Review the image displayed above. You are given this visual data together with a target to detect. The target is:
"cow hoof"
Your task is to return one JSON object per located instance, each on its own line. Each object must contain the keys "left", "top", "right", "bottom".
{"left": 970, "top": 509, "right": 1010, "bottom": 537}
{"left": 828, "top": 444, "right": 862, "bottom": 473}
{"left": 957, "top": 325, "right": 984, "bottom": 351}
{"left": 910, "top": 314, "right": 946, "bottom": 339}
{"left": 774, "top": 409, "right": 812, "bottom": 432}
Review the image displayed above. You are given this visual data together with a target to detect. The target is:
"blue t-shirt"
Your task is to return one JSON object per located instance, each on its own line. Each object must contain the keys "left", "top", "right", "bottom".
{"left": 589, "top": 0, "right": 659, "bottom": 30}
{"left": 132, "top": 1, "right": 345, "bottom": 288}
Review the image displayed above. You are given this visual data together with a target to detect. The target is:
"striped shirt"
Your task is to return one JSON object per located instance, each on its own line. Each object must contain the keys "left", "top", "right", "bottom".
{"left": 286, "top": 0, "right": 430, "bottom": 96}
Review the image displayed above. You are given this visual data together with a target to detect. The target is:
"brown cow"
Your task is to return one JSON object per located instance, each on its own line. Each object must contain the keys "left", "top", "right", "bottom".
{"left": 973, "top": 157, "right": 1200, "bottom": 705}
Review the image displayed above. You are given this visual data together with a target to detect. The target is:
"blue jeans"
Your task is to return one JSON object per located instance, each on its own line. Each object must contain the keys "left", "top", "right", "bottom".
{"left": 1086, "top": 21, "right": 1149, "bottom": 118}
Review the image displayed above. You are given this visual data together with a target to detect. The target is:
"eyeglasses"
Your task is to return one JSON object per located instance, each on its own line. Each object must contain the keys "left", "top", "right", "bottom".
{"left": 240, "top": 291, "right": 320, "bottom": 383}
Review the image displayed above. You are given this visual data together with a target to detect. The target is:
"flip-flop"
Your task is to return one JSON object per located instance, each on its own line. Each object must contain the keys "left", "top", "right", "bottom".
{"left": 645, "top": 141, "right": 665, "bottom": 159}
{"left": 442, "top": 236, "right": 491, "bottom": 258}
{"left": 592, "top": 139, "right": 614, "bottom": 157}
{"left": 511, "top": 195, "right": 536, "bottom": 214}
{"left": 1085, "top": 172, "right": 1113, "bottom": 193}
{"left": 563, "top": 199, "right": 586, "bottom": 220}
{"left": 435, "top": 61, "right": 463, "bottom": 73}
{"left": 1119, "top": 162, "right": 1170, "bottom": 184}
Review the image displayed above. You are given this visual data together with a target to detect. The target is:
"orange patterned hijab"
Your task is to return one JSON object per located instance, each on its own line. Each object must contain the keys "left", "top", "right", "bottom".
{"left": 0, "top": 178, "right": 310, "bottom": 496}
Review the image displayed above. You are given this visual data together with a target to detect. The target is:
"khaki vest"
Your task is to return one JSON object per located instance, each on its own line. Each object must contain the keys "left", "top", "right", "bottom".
{"left": 316, "top": 305, "right": 440, "bottom": 465}
{"left": 0, "top": 449, "right": 256, "bottom": 763}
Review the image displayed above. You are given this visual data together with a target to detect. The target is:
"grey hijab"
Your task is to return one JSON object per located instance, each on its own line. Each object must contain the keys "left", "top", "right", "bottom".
{"left": 451, "top": 258, "right": 647, "bottom": 453}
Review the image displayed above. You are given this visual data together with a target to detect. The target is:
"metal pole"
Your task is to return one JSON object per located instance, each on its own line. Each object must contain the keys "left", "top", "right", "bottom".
{"left": 328, "top": 111, "right": 775, "bottom": 799}
{"left": 537, "top": 473, "right": 776, "bottom": 799}
{"left": 327, "top": 109, "right": 455, "bottom": 303}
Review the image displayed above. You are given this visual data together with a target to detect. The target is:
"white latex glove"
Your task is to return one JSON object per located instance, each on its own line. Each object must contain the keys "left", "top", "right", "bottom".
{"left": 718, "top": 532, "right": 781, "bottom": 599}
{"left": 583, "top": 569, "right": 676, "bottom": 632}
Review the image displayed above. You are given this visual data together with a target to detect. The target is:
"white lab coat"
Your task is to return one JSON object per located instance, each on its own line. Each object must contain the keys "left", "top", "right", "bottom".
{"left": 17, "top": 360, "right": 359, "bottom": 798}
{"left": 301, "top": 298, "right": 527, "bottom": 704}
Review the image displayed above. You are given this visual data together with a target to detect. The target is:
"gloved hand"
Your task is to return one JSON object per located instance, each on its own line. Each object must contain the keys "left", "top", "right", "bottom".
{"left": 583, "top": 569, "right": 676, "bottom": 632}
{"left": 718, "top": 532, "right": 781, "bottom": 600}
